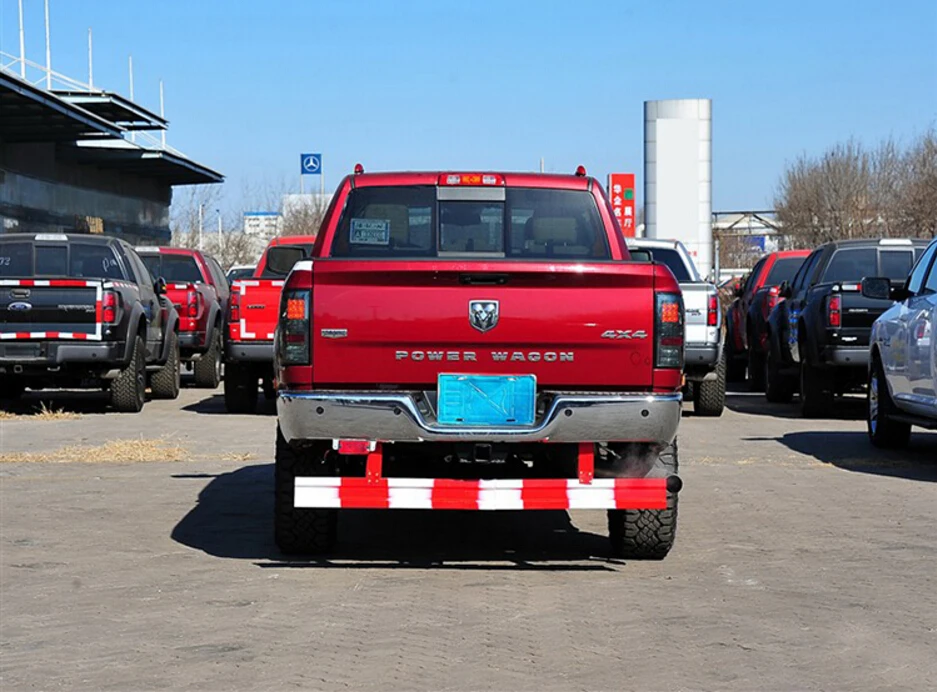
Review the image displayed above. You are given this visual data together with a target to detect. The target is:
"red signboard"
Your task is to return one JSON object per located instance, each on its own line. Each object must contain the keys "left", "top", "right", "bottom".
{"left": 607, "top": 173, "right": 636, "bottom": 237}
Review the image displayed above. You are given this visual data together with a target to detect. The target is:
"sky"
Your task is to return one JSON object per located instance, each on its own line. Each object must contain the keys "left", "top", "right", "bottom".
{"left": 1, "top": 0, "right": 936, "bottom": 214}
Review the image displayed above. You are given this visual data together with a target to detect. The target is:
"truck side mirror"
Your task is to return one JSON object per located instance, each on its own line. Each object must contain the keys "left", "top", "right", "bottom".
{"left": 860, "top": 277, "right": 892, "bottom": 301}
{"left": 732, "top": 281, "right": 743, "bottom": 298}
{"left": 153, "top": 276, "right": 167, "bottom": 295}
{"left": 778, "top": 281, "right": 792, "bottom": 299}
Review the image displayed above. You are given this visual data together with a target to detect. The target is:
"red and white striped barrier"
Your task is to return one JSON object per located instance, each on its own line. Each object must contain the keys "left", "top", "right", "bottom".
{"left": 294, "top": 477, "right": 667, "bottom": 510}
{"left": 0, "top": 279, "right": 103, "bottom": 341}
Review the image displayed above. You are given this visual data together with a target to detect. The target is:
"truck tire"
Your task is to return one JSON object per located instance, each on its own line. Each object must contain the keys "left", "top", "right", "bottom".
{"left": 110, "top": 335, "right": 146, "bottom": 413}
{"left": 193, "top": 330, "right": 222, "bottom": 388}
{"left": 694, "top": 350, "right": 726, "bottom": 417}
{"left": 747, "top": 347, "right": 766, "bottom": 392}
{"left": 608, "top": 440, "right": 678, "bottom": 560}
{"left": 764, "top": 348, "right": 794, "bottom": 403}
{"left": 274, "top": 425, "right": 337, "bottom": 555}
{"left": 868, "top": 356, "right": 911, "bottom": 449}
{"left": 150, "top": 331, "right": 180, "bottom": 400}
{"left": 223, "top": 362, "right": 257, "bottom": 413}
{"left": 725, "top": 338, "right": 746, "bottom": 383}
{"left": 799, "top": 361, "right": 833, "bottom": 418}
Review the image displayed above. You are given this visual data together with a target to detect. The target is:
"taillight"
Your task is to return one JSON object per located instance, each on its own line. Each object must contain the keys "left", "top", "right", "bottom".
{"left": 102, "top": 290, "right": 118, "bottom": 324}
{"left": 229, "top": 290, "right": 240, "bottom": 322}
{"left": 707, "top": 294, "right": 718, "bottom": 327}
{"left": 655, "top": 292, "right": 684, "bottom": 369}
{"left": 278, "top": 289, "right": 310, "bottom": 365}
{"left": 828, "top": 294, "right": 842, "bottom": 328}
{"left": 186, "top": 289, "right": 201, "bottom": 319}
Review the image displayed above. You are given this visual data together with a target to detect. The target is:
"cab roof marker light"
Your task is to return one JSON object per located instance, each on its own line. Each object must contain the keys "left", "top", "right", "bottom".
{"left": 575, "top": 165, "right": 587, "bottom": 177}
{"left": 438, "top": 173, "right": 505, "bottom": 186}
{"left": 879, "top": 238, "right": 912, "bottom": 245}
{"left": 35, "top": 233, "right": 68, "bottom": 242}
{"left": 136, "top": 246, "right": 161, "bottom": 253}
{"left": 354, "top": 163, "right": 364, "bottom": 175}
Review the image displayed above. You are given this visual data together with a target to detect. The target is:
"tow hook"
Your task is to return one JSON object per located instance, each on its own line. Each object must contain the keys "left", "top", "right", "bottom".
{"left": 667, "top": 475, "right": 683, "bottom": 493}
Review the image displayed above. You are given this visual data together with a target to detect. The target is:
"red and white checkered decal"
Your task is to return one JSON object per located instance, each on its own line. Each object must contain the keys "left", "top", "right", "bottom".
{"left": 0, "top": 279, "right": 104, "bottom": 341}
{"left": 294, "top": 477, "right": 668, "bottom": 510}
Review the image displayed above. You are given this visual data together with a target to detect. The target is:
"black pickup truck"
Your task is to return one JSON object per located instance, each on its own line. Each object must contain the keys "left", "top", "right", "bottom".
{"left": 0, "top": 233, "right": 180, "bottom": 412}
{"left": 764, "top": 238, "right": 930, "bottom": 417}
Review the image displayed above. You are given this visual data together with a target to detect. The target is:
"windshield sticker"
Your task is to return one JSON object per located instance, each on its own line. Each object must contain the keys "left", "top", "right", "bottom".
{"left": 350, "top": 218, "right": 391, "bottom": 245}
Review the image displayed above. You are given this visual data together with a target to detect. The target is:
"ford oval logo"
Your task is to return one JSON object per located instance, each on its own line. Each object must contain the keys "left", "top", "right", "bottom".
{"left": 8, "top": 301, "right": 32, "bottom": 312}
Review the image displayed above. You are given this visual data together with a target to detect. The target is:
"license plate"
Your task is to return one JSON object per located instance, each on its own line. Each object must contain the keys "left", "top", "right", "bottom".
{"left": 437, "top": 374, "right": 536, "bottom": 426}
{"left": 1, "top": 343, "right": 41, "bottom": 358}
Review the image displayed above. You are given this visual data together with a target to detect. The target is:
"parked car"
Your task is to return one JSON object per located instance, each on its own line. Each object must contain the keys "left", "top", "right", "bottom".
{"left": 764, "top": 238, "right": 930, "bottom": 417}
{"left": 226, "top": 264, "right": 255, "bottom": 284}
{"left": 628, "top": 238, "right": 725, "bottom": 416}
{"left": 0, "top": 233, "right": 180, "bottom": 411}
{"left": 137, "top": 247, "right": 229, "bottom": 388}
{"left": 864, "top": 237, "right": 937, "bottom": 447}
{"left": 725, "top": 250, "right": 810, "bottom": 388}
{"left": 225, "top": 236, "right": 316, "bottom": 412}
{"left": 273, "top": 168, "right": 684, "bottom": 558}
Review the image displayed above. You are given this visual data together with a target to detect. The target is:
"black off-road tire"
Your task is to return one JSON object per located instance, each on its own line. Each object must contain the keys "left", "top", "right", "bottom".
{"left": 274, "top": 425, "right": 337, "bottom": 555}
{"left": 725, "top": 338, "right": 747, "bottom": 383}
{"left": 1, "top": 376, "right": 26, "bottom": 401}
{"left": 799, "top": 361, "right": 834, "bottom": 419}
{"left": 110, "top": 335, "right": 146, "bottom": 413}
{"left": 695, "top": 350, "right": 726, "bottom": 417}
{"left": 764, "top": 348, "right": 794, "bottom": 403}
{"left": 149, "top": 331, "right": 180, "bottom": 400}
{"left": 868, "top": 356, "right": 911, "bottom": 449}
{"left": 193, "top": 329, "right": 222, "bottom": 388}
{"left": 223, "top": 362, "right": 257, "bottom": 413}
{"left": 748, "top": 346, "right": 767, "bottom": 392}
{"left": 608, "top": 440, "right": 679, "bottom": 560}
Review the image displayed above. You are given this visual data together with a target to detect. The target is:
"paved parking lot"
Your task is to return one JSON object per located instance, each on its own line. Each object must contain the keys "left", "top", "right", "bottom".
{"left": 1, "top": 386, "right": 935, "bottom": 690}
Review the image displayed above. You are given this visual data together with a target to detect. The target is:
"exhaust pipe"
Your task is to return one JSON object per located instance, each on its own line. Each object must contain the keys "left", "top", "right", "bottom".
{"left": 666, "top": 475, "right": 683, "bottom": 494}
{"left": 13, "top": 364, "right": 23, "bottom": 374}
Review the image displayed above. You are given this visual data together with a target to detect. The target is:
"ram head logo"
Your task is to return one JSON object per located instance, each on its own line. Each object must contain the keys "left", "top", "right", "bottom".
{"left": 469, "top": 300, "right": 499, "bottom": 333}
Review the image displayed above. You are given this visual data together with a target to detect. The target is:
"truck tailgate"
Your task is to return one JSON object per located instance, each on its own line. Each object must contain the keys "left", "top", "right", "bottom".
{"left": 0, "top": 279, "right": 103, "bottom": 340}
{"left": 679, "top": 282, "right": 717, "bottom": 345}
{"left": 230, "top": 279, "right": 284, "bottom": 341}
{"left": 311, "top": 262, "right": 658, "bottom": 389}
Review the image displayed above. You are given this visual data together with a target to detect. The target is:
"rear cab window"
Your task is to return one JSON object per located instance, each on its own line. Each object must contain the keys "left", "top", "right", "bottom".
{"left": 764, "top": 257, "right": 805, "bottom": 286}
{"left": 141, "top": 254, "right": 204, "bottom": 283}
{"left": 641, "top": 248, "right": 695, "bottom": 282}
{"left": 0, "top": 241, "right": 124, "bottom": 279}
{"left": 260, "top": 244, "right": 315, "bottom": 279}
{"left": 330, "top": 186, "right": 610, "bottom": 260}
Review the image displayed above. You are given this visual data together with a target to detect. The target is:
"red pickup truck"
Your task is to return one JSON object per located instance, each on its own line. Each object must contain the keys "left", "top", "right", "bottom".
{"left": 273, "top": 169, "right": 685, "bottom": 559}
{"left": 138, "top": 247, "right": 230, "bottom": 388}
{"left": 225, "top": 235, "right": 316, "bottom": 412}
{"left": 724, "top": 250, "right": 809, "bottom": 389}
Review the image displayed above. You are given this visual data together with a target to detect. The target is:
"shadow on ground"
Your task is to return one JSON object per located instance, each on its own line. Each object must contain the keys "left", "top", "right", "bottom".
{"left": 3, "top": 390, "right": 112, "bottom": 415}
{"left": 747, "top": 430, "right": 937, "bottom": 482}
{"left": 170, "top": 464, "right": 617, "bottom": 570}
{"left": 725, "top": 383, "right": 867, "bottom": 421}
{"left": 181, "top": 393, "right": 276, "bottom": 416}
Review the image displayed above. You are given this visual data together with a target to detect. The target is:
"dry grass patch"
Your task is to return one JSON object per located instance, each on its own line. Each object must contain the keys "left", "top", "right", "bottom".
{"left": 0, "top": 438, "right": 188, "bottom": 464}
{"left": 0, "top": 402, "right": 81, "bottom": 421}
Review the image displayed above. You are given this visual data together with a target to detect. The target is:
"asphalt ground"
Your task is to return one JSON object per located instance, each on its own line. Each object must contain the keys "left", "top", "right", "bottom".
{"left": 1, "top": 384, "right": 935, "bottom": 691}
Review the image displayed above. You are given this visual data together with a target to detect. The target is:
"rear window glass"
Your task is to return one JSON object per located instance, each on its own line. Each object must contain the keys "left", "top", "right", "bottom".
{"left": 879, "top": 250, "right": 915, "bottom": 281}
{"left": 822, "top": 248, "right": 878, "bottom": 283}
{"left": 260, "top": 244, "right": 314, "bottom": 278}
{"left": 331, "top": 186, "right": 609, "bottom": 260}
{"left": 0, "top": 242, "right": 123, "bottom": 279}
{"left": 141, "top": 254, "right": 203, "bottom": 283}
{"left": 641, "top": 248, "right": 692, "bottom": 282}
{"left": 764, "top": 257, "right": 805, "bottom": 286}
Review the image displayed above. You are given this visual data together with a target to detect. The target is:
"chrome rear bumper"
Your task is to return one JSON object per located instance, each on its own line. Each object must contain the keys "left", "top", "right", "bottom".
{"left": 278, "top": 391, "right": 682, "bottom": 445}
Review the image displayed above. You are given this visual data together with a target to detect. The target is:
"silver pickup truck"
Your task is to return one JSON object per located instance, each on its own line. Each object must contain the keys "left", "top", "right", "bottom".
{"left": 628, "top": 238, "right": 726, "bottom": 416}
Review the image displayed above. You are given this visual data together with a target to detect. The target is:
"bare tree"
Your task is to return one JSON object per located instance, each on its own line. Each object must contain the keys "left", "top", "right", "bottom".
{"left": 775, "top": 130, "right": 937, "bottom": 245}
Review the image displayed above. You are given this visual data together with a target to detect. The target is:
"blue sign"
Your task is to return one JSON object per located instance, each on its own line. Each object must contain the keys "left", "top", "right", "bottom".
{"left": 301, "top": 153, "right": 322, "bottom": 175}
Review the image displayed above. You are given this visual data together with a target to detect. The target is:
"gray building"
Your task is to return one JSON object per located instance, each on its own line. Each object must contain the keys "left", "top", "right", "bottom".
{"left": 1, "top": 70, "right": 222, "bottom": 245}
